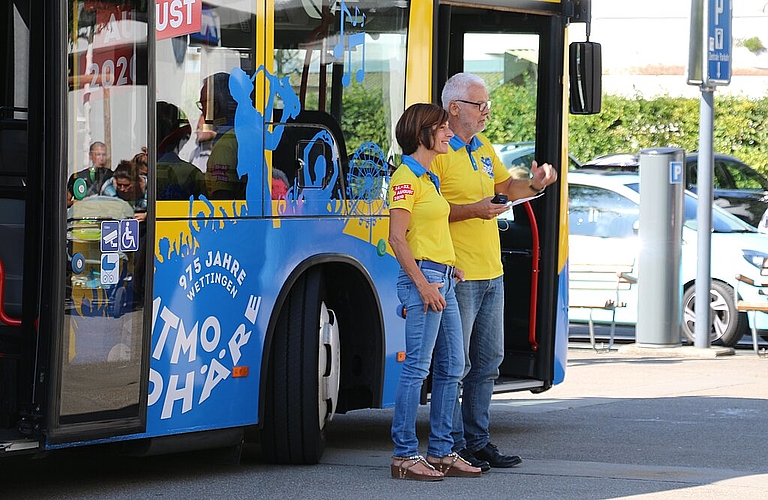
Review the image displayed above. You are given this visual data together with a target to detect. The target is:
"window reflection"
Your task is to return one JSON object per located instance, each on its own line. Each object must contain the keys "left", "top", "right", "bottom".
{"left": 62, "top": 0, "right": 147, "bottom": 423}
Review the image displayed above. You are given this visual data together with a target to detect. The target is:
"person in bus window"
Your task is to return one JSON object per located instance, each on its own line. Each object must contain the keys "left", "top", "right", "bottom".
{"left": 432, "top": 73, "right": 557, "bottom": 470}
{"left": 387, "top": 103, "right": 480, "bottom": 481}
{"left": 156, "top": 102, "right": 208, "bottom": 201}
{"left": 66, "top": 141, "right": 112, "bottom": 206}
{"left": 199, "top": 72, "right": 245, "bottom": 199}
{"left": 132, "top": 148, "right": 148, "bottom": 177}
{"left": 104, "top": 160, "right": 147, "bottom": 222}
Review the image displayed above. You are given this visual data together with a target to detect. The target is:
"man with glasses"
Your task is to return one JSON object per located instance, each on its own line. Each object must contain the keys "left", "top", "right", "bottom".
{"left": 431, "top": 73, "right": 558, "bottom": 471}
{"left": 67, "top": 141, "right": 113, "bottom": 206}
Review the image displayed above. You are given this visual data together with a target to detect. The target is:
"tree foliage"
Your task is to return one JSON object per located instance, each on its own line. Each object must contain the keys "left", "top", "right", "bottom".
{"left": 481, "top": 83, "right": 768, "bottom": 175}
{"left": 341, "top": 82, "right": 390, "bottom": 154}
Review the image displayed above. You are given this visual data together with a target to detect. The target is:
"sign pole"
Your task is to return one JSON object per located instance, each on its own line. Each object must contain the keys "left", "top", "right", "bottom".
{"left": 687, "top": 0, "right": 731, "bottom": 348}
{"left": 695, "top": 88, "right": 714, "bottom": 348}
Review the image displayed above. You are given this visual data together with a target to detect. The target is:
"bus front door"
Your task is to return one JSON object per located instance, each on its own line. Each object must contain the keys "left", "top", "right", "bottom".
{"left": 46, "top": 0, "right": 153, "bottom": 445}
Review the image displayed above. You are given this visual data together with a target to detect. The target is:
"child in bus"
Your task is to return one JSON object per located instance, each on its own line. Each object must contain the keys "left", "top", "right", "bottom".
{"left": 387, "top": 103, "right": 481, "bottom": 481}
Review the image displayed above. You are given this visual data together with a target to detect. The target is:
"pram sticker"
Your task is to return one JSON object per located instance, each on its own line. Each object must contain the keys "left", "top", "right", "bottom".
{"left": 100, "top": 253, "right": 120, "bottom": 285}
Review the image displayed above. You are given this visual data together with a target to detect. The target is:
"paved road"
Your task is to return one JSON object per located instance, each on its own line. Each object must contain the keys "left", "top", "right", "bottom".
{"left": 2, "top": 347, "right": 766, "bottom": 499}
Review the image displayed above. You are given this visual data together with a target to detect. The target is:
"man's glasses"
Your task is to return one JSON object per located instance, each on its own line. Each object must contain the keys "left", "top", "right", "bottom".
{"left": 116, "top": 182, "right": 132, "bottom": 190}
{"left": 456, "top": 99, "right": 492, "bottom": 113}
{"left": 196, "top": 100, "right": 204, "bottom": 111}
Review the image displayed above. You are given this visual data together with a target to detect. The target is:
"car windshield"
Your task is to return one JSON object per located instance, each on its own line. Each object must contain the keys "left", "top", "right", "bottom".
{"left": 625, "top": 182, "right": 756, "bottom": 233}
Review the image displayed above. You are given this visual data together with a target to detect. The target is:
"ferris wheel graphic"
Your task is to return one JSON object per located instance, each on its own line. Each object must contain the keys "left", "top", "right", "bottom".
{"left": 346, "top": 142, "right": 390, "bottom": 228}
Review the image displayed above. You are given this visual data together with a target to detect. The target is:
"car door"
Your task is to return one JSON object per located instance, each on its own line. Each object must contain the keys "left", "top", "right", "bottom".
{"left": 716, "top": 158, "right": 768, "bottom": 226}
{"left": 687, "top": 156, "right": 768, "bottom": 226}
{"left": 568, "top": 183, "right": 640, "bottom": 326}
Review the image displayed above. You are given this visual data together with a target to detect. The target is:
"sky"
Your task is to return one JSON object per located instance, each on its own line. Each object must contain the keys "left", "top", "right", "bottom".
{"left": 570, "top": 0, "right": 768, "bottom": 97}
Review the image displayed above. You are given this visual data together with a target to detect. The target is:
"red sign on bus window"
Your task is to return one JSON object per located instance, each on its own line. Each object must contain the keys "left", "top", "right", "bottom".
{"left": 156, "top": 0, "right": 202, "bottom": 40}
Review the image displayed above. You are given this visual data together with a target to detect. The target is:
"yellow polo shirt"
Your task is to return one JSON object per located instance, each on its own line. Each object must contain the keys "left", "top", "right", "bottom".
{"left": 388, "top": 156, "right": 455, "bottom": 266}
{"left": 431, "top": 134, "right": 511, "bottom": 280}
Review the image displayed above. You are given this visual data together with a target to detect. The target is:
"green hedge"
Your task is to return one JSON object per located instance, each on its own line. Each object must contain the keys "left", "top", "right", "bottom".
{"left": 568, "top": 93, "right": 768, "bottom": 173}
{"left": 483, "top": 82, "right": 768, "bottom": 175}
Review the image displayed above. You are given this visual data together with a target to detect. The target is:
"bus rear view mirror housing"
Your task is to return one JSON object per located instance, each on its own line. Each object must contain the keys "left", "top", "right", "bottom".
{"left": 569, "top": 41, "right": 602, "bottom": 115}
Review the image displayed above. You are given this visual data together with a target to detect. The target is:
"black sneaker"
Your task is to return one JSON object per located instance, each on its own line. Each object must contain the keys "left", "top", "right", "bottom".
{"left": 455, "top": 448, "right": 491, "bottom": 473}
{"left": 472, "top": 443, "right": 522, "bottom": 468}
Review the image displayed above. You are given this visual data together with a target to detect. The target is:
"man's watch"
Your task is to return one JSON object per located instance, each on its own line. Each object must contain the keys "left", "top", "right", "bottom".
{"left": 528, "top": 181, "right": 545, "bottom": 194}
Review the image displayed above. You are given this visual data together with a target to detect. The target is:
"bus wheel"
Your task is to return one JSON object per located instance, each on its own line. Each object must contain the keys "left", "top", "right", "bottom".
{"left": 261, "top": 269, "right": 340, "bottom": 464}
{"left": 681, "top": 281, "right": 745, "bottom": 347}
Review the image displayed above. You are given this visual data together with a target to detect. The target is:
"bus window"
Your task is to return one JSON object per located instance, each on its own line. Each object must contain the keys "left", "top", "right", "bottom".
{"left": 270, "top": 0, "right": 406, "bottom": 213}
{"left": 59, "top": 0, "right": 149, "bottom": 431}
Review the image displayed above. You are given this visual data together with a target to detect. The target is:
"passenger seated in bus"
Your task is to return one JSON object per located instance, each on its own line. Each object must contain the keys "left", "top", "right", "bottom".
{"left": 132, "top": 148, "right": 148, "bottom": 177}
{"left": 66, "top": 141, "right": 112, "bottom": 207}
{"left": 199, "top": 72, "right": 246, "bottom": 199}
{"left": 156, "top": 101, "right": 207, "bottom": 200}
{"left": 272, "top": 168, "right": 289, "bottom": 199}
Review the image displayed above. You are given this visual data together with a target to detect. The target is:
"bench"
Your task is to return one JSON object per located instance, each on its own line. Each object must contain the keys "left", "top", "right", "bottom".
{"left": 569, "top": 260, "right": 637, "bottom": 352}
{"left": 733, "top": 274, "right": 768, "bottom": 358}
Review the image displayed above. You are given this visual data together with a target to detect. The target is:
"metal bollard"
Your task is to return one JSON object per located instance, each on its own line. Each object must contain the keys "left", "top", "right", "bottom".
{"left": 636, "top": 148, "right": 684, "bottom": 347}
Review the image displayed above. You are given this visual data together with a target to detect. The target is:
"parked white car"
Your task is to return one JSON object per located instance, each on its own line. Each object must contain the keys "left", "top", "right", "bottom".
{"left": 567, "top": 171, "right": 768, "bottom": 347}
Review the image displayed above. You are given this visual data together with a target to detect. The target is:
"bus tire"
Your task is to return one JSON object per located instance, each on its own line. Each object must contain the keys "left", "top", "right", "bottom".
{"left": 261, "top": 268, "right": 340, "bottom": 464}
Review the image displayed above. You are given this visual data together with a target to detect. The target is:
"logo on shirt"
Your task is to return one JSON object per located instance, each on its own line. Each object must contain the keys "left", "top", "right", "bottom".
{"left": 481, "top": 156, "right": 494, "bottom": 178}
{"left": 392, "top": 183, "right": 414, "bottom": 201}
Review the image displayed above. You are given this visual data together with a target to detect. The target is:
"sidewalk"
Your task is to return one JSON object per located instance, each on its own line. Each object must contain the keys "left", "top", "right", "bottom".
{"left": 313, "top": 346, "right": 768, "bottom": 500}
{"left": 488, "top": 347, "right": 768, "bottom": 499}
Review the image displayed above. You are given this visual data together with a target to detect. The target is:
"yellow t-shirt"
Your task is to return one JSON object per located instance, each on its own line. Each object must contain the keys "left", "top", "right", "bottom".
{"left": 431, "top": 133, "right": 511, "bottom": 280}
{"left": 388, "top": 157, "right": 455, "bottom": 266}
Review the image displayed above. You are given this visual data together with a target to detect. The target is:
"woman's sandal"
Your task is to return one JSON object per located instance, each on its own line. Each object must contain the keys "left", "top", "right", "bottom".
{"left": 391, "top": 455, "right": 444, "bottom": 481}
{"left": 426, "top": 452, "right": 482, "bottom": 477}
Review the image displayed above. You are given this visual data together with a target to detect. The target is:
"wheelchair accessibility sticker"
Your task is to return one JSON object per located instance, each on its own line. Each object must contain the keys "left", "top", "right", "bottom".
{"left": 120, "top": 219, "right": 139, "bottom": 252}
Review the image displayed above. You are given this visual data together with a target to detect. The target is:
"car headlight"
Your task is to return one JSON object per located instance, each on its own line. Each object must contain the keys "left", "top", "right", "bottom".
{"left": 742, "top": 249, "right": 768, "bottom": 268}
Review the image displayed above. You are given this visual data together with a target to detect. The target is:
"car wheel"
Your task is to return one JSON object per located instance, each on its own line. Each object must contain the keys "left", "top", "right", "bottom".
{"left": 260, "top": 268, "right": 340, "bottom": 464}
{"left": 682, "top": 281, "right": 746, "bottom": 347}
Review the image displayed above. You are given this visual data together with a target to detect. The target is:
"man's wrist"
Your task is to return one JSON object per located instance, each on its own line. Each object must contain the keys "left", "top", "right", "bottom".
{"left": 528, "top": 181, "right": 545, "bottom": 194}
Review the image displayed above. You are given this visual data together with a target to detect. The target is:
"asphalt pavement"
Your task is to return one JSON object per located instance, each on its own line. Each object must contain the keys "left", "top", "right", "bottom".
{"left": 2, "top": 343, "right": 766, "bottom": 500}
{"left": 315, "top": 344, "right": 768, "bottom": 500}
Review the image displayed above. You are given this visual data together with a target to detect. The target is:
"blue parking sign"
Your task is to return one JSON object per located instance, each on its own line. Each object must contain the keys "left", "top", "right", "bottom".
{"left": 670, "top": 161, "right": 683, "bottom": 184}
{"left": 120, "top": 219, "right": 140, "bottom": 252}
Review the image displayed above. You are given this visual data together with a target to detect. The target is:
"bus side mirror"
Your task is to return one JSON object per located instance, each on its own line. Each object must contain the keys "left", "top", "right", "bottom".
{"left": 569, "top": 41, "right": 602, "bottom": 115}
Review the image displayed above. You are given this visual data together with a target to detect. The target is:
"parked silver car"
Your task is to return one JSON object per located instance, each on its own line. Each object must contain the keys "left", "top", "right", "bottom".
{"left": 567, "top": 171, "right": 768, "bottom": 347}
{"left": 577, "top": 152, "right": 768, "bottom": 228}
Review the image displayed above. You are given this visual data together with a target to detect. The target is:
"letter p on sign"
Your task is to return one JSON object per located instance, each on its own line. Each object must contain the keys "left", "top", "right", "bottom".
{"left": 670, "top": 161, "right": 683, "bottom": 184}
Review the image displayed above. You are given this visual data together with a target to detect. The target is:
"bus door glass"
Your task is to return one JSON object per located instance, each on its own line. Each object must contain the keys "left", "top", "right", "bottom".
{"left": 55, "top": 0, "right": 150, "bottom": 438}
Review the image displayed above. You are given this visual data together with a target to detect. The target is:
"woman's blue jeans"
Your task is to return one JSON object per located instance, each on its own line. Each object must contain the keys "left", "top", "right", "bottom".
{"left": 391, "top": 266, "right": 464, "bottom": 458}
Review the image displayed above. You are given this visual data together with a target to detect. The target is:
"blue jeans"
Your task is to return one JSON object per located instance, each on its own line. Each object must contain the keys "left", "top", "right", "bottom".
{"left": 391, "top": 267, "right": 464, "bottom": 458}
{"left": 451, "top": 276, "right": 505, "bottom": 452}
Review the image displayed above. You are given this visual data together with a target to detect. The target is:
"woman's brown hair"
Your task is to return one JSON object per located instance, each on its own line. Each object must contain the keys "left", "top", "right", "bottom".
{"left": 395, "top": 103, "right": 449, "bottom": 155}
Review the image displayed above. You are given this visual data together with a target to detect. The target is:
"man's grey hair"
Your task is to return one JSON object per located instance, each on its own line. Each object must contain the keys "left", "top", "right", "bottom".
{"left": 441, "top": 73, "right": 487, "bottom": 109}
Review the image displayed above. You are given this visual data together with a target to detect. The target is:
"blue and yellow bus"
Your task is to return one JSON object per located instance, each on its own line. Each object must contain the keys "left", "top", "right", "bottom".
{"left": 0, "top": 0, "right": 598, "bottom": 463}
